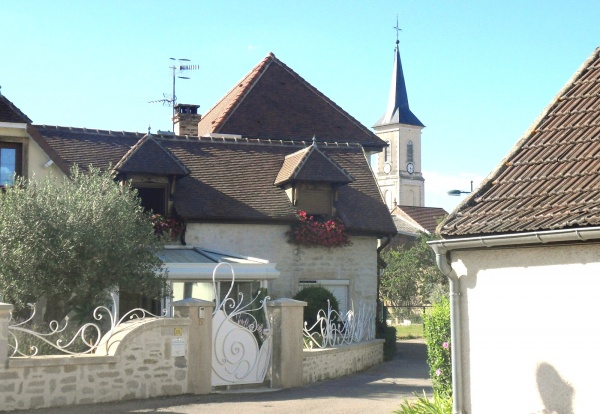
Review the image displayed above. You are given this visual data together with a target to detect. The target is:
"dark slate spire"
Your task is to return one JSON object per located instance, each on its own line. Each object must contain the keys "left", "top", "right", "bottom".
{"left": 374, "top": 38, "right": 424, "bottom": 128}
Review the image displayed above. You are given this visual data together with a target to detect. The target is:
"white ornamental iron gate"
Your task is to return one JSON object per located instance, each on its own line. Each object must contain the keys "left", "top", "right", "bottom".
{"left": 211, "top": 263, "right": 272, "bottom": 387}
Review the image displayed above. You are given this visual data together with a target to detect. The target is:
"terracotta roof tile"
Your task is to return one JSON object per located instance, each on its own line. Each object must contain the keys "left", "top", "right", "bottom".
{"left": 391, "top": 205, "right": 448, "bottom": 234}
{"left": 391, "top": 211, "right": 427, "bottom": 237}
{"left": 197, "top": 53, "right": 386, "bottom": 150}
{"left": 440, "top": 48, "right": 600, "bottom": 237}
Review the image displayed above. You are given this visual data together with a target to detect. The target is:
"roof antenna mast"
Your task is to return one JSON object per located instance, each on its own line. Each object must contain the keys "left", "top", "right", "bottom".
{"left": 149, "top": 58, "right": 199, "bottom": 131}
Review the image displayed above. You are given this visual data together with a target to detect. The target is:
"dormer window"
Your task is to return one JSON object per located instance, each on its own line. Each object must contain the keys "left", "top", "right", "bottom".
{"left": 0, "top": 141, "right": 23, "bottom": 186}
{"left": 289, "top": 182, "right": 333, "bottom": 216}
{"left": 274, "top": 139, "right": 354, "bottom": 217}
{"left": 134, "top": 185, "right": 168, "bottom": 215}
{"left": 113, "top": 134, "right": 189, "bottom": 216}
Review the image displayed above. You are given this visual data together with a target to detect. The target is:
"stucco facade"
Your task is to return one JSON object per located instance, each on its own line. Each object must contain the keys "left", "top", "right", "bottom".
{"left": 185, "top": 223, "right": 378, "bottom": 310}
{"left": 449, "top": 242, "right": 600, "bottom": 413}
{"left": 0, "top": 125, "right": 63, "bottom": 183}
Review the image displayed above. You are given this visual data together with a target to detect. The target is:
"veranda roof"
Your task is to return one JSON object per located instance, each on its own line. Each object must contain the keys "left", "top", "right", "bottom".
{"left": 159, "top": 246, "right": 280, "bottom": 281}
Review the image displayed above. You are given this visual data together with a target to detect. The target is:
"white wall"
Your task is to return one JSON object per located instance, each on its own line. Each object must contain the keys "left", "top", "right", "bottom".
{"left": 451, "top": 243, "right": 600, "bottom": 414}
{"left": 185, "top": 223, "right": 378, "bottom": 310}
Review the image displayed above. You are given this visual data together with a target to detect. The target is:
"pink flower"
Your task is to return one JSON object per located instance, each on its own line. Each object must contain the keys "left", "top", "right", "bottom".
{"left": 435, "top": 369, "right": 441, "bottom": 376}
{"left": 442, "top": 342, "right": 449, "bottom": 349}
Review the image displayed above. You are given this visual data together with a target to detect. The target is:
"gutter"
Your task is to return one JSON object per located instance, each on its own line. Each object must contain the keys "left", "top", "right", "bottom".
{"left": 427, "top": 226, "right": 600, "bottom": 414}
{"left": 429, "top": 226, "right": 600, "bottom": 252}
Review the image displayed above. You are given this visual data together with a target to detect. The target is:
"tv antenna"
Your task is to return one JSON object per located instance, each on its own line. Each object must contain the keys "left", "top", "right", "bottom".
{"left": 149, "top": 58, "right": 199, "bottom": 131}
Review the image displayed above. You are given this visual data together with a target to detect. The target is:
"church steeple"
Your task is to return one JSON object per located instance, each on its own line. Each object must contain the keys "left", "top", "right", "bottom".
{"left": 373, "top": 24, "right": 425, "bottom": 209}
{"left": 374, "top": 34, "right": 424, "bottom": 127}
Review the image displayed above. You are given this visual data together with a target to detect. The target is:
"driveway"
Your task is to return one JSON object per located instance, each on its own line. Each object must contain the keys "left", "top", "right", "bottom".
{"left": 17, "top": 339, "right": 432, "bottom": 414}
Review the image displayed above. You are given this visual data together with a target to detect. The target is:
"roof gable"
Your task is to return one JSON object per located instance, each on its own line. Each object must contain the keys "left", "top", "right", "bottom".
{"left": 114, "top": 135, "right": 189, "bottom": 176}
{"left": 197, "top": 53, "right": 386, "bottom": 150}
{"left": 439, "top": 47, "right": 600, "bottom": 237}
{"left": 0, "top": 93, "right": 31, "bottom": 124}
{"left": 274, "top": 140, "right": 354, "bottom": 186}
{"left": 392, "top": 205, "right": 448, "bottom": 234}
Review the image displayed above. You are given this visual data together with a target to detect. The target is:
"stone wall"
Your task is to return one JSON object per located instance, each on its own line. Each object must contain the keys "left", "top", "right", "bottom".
{"left": 0, "top": 299, "right": 383, "bottom": 411}
{"left": 0, "top": 317, "right": 190, "bottom": 412}
{"left": 302, "top": 339, "right": 384, "bottom": 384}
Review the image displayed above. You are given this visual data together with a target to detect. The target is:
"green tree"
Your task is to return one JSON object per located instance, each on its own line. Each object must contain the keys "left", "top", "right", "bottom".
{"left": 0, "top": 166, "right": 167, "bottom": 322}
{"left": 380, "top": 232, "right": 447, "bottom": 308}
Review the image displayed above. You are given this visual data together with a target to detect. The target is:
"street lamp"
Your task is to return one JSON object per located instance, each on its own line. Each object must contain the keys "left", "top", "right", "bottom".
{"left": 447, "top": 181, "right": 473, "bottom": 196}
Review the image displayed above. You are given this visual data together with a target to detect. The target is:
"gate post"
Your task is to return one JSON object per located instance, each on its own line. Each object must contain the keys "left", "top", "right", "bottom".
{"left": 268, "top": 298, "right": 307, "bottom": 388}
{"left": 0, "top": 303, "right": 13, "bottom": 368}
{"left": 173, "top": 298, "right": 214, "bottom": 394}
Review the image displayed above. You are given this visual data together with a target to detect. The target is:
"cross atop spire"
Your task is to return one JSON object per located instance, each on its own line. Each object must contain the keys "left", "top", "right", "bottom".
{"left": 394, "top": 15, "right": 401, "bottom": 45}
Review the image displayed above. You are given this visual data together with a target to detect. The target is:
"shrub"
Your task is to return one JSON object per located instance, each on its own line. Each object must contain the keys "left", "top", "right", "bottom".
{"left": 375, "top": 315, "right": 397, "bottom": 361}
{"left": 394, "top": 391, "right": 452, "bottom": 414}
{"left": 383, "top": 325, "right": 397, "bottom": 361}
{"left": 423, "top": 296, "right": 452, "bottom": 397}
{"left": 293, "top": 286, "right": 339, "bottom": 329}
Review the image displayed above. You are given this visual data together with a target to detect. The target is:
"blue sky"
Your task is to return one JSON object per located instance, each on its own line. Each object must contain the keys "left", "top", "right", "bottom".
{"left": 2, "top": 1, "right": 600, "bottom": 212}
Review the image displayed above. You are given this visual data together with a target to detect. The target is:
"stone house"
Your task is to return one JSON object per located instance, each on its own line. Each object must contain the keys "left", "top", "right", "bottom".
{"left": 0, "top": 53, "right": 396, "bottom": 317}
{"left": 430, "top": 47, "right": 600, "bottom": 414}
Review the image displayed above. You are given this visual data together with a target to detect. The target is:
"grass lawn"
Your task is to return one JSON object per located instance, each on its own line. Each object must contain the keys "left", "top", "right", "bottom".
{"left": 395, "top": 324, "right": 423, "bottom": 339}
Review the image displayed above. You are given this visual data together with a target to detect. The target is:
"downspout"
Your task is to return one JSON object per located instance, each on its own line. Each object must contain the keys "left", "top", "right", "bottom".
{"left": 431, "top": 244, "right": 464, "bottom": 414}
{"left": 377, "top": 234, "right": 392, "bottom": 256}
{"left": 376, "top": 235, "right": 393, "bottom": 325}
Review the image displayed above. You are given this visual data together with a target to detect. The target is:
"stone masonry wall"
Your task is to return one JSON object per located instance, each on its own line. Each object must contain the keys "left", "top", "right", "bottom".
{"left": 0, "top": 318, "right": 190, "bottom": 412}
{"left": 186, "top": 223, "right": 378, "bottom": 309}
{"left": 302, "top": 339, "right": 384, "bottom": 384}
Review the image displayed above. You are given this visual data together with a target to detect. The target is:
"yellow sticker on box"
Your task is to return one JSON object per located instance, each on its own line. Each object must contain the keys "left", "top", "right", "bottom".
{"left": 174, "top": 327, "right": 183, "bottom": 336}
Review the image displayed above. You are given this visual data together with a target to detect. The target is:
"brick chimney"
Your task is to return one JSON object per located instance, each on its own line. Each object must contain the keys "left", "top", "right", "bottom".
{"left": 173, "top": 104, "right": 201, "bottom": 136}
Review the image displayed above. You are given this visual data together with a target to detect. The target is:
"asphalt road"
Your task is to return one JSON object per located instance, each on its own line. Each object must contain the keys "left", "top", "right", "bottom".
{"left": 16, "top": 339, "right": 432, "bottom": 414}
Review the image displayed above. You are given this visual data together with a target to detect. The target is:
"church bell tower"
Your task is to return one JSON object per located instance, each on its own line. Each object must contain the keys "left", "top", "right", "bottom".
{"left": 373, "top": 30, "right": 425, "bottom": 209}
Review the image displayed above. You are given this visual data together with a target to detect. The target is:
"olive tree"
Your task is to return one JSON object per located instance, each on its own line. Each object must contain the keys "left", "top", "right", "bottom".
{"left": 0, "top": 166, "right": 166, "bottom": 322}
